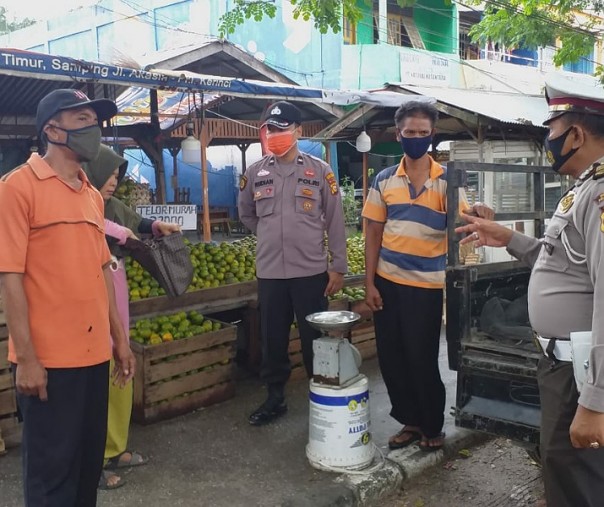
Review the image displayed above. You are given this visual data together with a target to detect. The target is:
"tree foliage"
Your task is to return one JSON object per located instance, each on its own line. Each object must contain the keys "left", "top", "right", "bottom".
{"left": 217, "top": 0, "right": 450, "bottom": 38}
{"left": 467, "top": 0, "right": 600, "bottom": 67}
{"left": 0, "top": 7, "right": 36, "bottom": 34}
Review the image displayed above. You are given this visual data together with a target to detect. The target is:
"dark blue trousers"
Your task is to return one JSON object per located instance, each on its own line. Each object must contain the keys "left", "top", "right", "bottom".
{"left": 257, "top": 272, "right": 328, "bottom": 391}
{"left": 13, "top": 361, "right": 109, "bottom": 507}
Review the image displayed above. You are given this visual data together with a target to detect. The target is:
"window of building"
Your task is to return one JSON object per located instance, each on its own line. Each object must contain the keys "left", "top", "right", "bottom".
{"left": 343, "top": 17, "right": 356, "bottom": 45}
{"left": 373, "top": 9, "right": 423, "bottom": 49}
{"left": 563, "top": 48, "right": 595, "bottom": 74}
{"left": 458, "top": 11, "right": 482, "bottom": 60}
{"left": 459, "top": 29, "right": 480, "bottom": 60}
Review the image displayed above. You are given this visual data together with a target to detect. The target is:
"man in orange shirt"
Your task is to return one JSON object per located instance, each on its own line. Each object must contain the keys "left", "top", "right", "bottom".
{"left": 0, "top": 89, "right": 135, "bottom": 507}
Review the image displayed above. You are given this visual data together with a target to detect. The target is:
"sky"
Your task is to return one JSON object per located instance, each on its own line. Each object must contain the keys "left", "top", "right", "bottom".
{"left": 1, "top": 0, "right": 97, "bottom": 21}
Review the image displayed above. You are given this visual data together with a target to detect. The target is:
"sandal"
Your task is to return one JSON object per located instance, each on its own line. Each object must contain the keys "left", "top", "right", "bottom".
{"left": 98, "top": 470, "right": 126, "bottom": 490}
{"left": 388, "top": 427, "right": 422, "bottom": 450}
{"left": 105, "top": 450, "right": 149, "bottom": 470}
{"left": 419, "top": 432, "right": 446, "bottom": 452}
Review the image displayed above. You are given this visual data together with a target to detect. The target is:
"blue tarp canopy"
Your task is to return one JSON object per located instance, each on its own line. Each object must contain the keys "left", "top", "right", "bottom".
{"left": 0, "top": 48, "right": 325, "bottom": 101}
{"left": 0, "top": 47, "right": 350, "bottom": 138}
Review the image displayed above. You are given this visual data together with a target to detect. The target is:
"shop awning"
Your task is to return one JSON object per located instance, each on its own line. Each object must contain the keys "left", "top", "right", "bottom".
{"left": 388, "top": 83, "right": 548, "bottom": 127}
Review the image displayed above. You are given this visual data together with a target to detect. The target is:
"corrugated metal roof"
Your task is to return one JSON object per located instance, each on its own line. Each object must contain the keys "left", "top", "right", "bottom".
{"left": 389, "top": 84, "right": 548, "bottom": 126}
{"left": 0, "top": 75, "right": 121, "bottom": 119}
{"left": 135, "top": 39, "right": 298, "bottom": 84}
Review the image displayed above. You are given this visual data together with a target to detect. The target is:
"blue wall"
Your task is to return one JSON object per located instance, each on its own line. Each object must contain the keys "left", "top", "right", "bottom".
{"left": 225, "top": 1, "right": 343, "bottom": 88}
{"left": 123, "top": 140, "right": 327, "bottom": 214}
{"left": 8, "top": 0, "right": 344, "bottom": 90}
{"left": 124, "top": 148, "right": 238, "bottom": 215}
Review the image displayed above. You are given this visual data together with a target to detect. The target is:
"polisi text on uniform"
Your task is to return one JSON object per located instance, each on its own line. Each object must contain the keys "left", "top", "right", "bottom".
{"left": 255, "top": 179, "right": 274, "bottom": 187}
{"left": 297, "top": 178, "right": 320, "bottom": 186}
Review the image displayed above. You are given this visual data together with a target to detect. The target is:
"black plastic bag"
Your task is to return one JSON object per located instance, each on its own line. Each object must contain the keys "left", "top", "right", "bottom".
{"left": 125, "top": 233, "right": 193, "bottom": 298}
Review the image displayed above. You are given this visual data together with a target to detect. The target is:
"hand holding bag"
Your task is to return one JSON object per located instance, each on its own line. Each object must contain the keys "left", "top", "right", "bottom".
{"left": 124, "top": 233, "right": 193, "bottom": 298}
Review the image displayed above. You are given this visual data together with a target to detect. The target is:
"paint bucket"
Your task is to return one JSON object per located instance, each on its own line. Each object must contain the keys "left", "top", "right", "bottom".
{"left": 306, "top": 375, "right": 373, "bottom": 471}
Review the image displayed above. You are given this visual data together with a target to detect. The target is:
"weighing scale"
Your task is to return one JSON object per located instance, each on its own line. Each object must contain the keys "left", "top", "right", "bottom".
{"left": 304, "top": 311, "right": 374, "bottom": 471}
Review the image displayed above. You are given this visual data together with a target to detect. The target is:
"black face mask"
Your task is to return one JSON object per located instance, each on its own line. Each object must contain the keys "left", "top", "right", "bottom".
{"left": 544, "top": 126, "right": 578, "bottom": 173}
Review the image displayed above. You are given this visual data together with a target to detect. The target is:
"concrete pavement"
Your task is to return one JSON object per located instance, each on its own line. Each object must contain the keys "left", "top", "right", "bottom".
{"left": 0, "top": 335, "right": 487, "bottom": 506}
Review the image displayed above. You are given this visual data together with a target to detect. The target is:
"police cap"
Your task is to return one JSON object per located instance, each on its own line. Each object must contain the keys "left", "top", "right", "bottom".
{"left": 262, "top": 101, "right": 302, "bottom": 129}
{"left": 544, "top": 73, "right": 604, "bottom": 125}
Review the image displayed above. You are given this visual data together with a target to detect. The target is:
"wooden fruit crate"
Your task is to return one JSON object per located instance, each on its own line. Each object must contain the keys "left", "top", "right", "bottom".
{"left": 327, "top": 298, "right": 349, "bottom": 312}
{"left": 0, "top": 322, "right": 21, "bottom": 452}
{"left": 288, "top": 327, "right": 307, "bottom": 382}
{"left": 129, "top": 280, "right": 258, "bottom": 318}
{"left": 350, "top": 300, "right": 377, "bottom": 360}
{"left": 131, "top": 318, "right": 237, "bottom": 424}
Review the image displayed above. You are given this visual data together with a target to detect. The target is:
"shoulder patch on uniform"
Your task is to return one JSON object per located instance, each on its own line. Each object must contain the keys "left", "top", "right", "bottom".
{"left": 239, "top": 175, "right": 248, "bottom": 191}
{"left": 600, "top": 209, "right": 604, "bottom": 233}
{"left": 325, "top": 172, "right": 338, "bottom": 195}
{"left": 558, "top": 192, "right": 575, "bottom": 213}
{"left": 594, "top": 164, "right": 604, "bottom": 180}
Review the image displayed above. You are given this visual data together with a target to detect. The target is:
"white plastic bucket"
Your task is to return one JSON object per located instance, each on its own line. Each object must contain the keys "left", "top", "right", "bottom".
{"left": 306, "top": 375, "right": 374, "bottom": 471}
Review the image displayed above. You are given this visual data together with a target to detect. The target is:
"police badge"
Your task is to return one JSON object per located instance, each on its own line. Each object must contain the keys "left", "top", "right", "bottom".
{"left": 558, "top": 192, "right": 575, "bottom": 213}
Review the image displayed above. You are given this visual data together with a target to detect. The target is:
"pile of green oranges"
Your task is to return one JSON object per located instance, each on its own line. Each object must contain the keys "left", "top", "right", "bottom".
{"left": 126, "top": 236, "right": 257, "bottom": 301}
{"left": 129, "top": 310, "right": 222, "bottom": 345}
{"left": 346, "top": 235, "right": 365, "bottom": 275}
{"left": 188, "top": 236, "right": 256, "bottom": 290}
{"left": 126, "top": 235, "right": 366, "bottom": 302}
{"left": 329, "top": 286, "right": 365, "bottom": 302}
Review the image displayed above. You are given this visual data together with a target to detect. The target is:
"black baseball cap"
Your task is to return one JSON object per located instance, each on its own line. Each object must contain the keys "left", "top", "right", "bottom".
{"left": 36, "top": 89, "right": 118, "bottom": 136}
{"left": 262, "top": 101, "right": 302, "bottom": 128}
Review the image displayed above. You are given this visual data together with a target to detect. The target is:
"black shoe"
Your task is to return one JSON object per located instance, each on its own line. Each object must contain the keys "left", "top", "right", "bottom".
{"left": 248, "top": 399, "right": 288, "bottom": 426}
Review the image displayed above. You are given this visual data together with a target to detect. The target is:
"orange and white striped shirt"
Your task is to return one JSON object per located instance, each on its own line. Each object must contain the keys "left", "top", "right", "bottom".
{"left": 362, "top": 156, "right": 468, "bottom": 289}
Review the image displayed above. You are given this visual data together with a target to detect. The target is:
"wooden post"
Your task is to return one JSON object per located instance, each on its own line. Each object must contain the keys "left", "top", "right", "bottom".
{"left": 150, "top": 90, "right": 166, "bottom": 204}
{"left": 200, "top": 127, "right": 211, "bottom": 242}
{"left": 237, "top": 143, "right": 249, "bottom": 174}
{"left": 362, "top": 151, "right": 368, "bottom": 235}
{"left": 168, "top": 147, "right": 180, "bottom": 203}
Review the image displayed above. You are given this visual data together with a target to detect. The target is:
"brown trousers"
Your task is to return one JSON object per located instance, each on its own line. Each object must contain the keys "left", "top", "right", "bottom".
{"left": 538, "top": 357, "right": 604, "bottom": 507}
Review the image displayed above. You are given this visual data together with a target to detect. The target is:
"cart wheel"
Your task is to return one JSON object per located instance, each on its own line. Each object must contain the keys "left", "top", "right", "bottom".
{"left": 526, "top": 446, "right": 541, "bottom": 467}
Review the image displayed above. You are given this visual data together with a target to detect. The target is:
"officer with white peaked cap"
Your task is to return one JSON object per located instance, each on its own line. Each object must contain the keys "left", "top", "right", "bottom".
{"left": 456, "top": 73, "right": 604, "bottom": 506}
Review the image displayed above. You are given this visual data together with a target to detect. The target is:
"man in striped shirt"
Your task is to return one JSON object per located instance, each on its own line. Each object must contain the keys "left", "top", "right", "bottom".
{"left": 362, "top": 101, "right": 493, "bottom": 451}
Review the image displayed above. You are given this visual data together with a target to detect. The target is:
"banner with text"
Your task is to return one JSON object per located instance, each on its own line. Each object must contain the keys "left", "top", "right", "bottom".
{"left": 136, "top": 204, "right": 197, "bottom": 230}
{"left": 400, "top": 48, "right": 454, "bottom": 87}
{"left": 0, "top": 48, "right": 324, "bottom": 99}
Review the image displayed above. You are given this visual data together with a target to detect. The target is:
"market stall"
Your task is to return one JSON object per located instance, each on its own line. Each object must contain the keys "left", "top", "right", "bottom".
{"left": 120, "top": 230, "right": 375, "bottom": 424}
{"left": 0, "top": 46, "right": 380, "bottom": 436}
